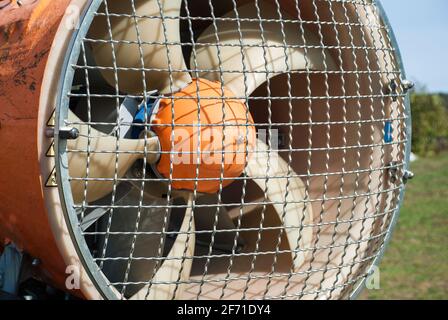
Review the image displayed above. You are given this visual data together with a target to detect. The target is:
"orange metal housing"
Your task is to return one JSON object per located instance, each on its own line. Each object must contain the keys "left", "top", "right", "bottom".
{"left": 0, "top": 0, "right": 76, "bottom": 294}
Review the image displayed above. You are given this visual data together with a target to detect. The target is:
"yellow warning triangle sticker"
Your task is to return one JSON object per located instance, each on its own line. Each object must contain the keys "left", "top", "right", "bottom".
{"left": 47, "top": 109, "right": 55, "bottom": 127}
{"left": 46, "top": 141, "right": 55, "bottom": 157}
{"left": 45, "top": 167, "right": 57, "bottom": 187}
{"left": 45, "top": 141, "right": 54, "bottom": 158}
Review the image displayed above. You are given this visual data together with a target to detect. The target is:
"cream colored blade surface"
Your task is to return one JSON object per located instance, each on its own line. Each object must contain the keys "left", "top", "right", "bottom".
{"left": 90, "top": 0, "right": 191, "bottom": 94}
{"left": 131, "top": 194, "right": 195, "bottom": 300}
{"left": 67, "top": 111, "right": 159, "bottom": 203}
{"left": 193, "top": 1, "right": 336, "bottom": 97}
{"left": 246, "top": 139, "right": 313, "bottom": 269}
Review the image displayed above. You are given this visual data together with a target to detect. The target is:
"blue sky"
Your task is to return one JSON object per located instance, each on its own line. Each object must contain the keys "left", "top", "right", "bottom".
{"left": 380, "top": 0, "right": 448, "bottom": 93}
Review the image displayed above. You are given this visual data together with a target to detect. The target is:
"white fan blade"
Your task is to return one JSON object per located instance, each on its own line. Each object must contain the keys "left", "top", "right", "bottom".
{"left": 246, "top": 139, "right": 313, "bottom": 269}
{"left": 67, "top": 111, "right": 159, "bottom": 203}
{"left": 193, "top": 1, "right": 336, "bottom": 97}
{"left": 131, "top": 194, "right": 195, "bottom": 300}
{"left": 90, "top": 0, "right": 192, "bottom": 94}
{"left": 192, "top": 194, "right": 245, "bottom": 253}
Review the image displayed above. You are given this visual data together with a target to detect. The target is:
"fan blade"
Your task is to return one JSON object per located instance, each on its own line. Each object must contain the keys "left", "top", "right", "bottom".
{"left": 193, "top": 194, "right": 245, "bottom": 254}
{"left": 193, "top": 1, "right": 336, "bottom": 97}
{"left": 89, "top": 0, "right": 192, "bottom": 94}
{"left": 79, "top": 181, "right": 134, "bottom": 231}
{"left": 245, "top": 139, "right": 313, "bottom": 269}
{"left": 67, "top": 111, "right": 159, "bottom": 203}
{"left": 94, "top": 188, "right": 194, "bottom": 299}
{"left": 131, "top": 194, "right": 195, "bottom": 300}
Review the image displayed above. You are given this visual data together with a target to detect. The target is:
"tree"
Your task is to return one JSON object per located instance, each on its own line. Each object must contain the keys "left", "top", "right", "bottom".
{"left": 411, "top": 93, "right": 448, "bottom": 156}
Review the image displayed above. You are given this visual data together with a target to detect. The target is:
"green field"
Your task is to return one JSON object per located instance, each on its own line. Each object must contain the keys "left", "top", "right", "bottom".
{"left": 360, "top": 153, "right": 448, "bottom": 300}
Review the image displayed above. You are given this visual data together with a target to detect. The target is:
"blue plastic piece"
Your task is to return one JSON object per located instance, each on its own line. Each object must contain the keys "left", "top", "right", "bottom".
{"left": 384, "top": 121, "right": 393, "bottom": 143}
{"left": 131, "top": 96, "right": 158, "bottom": 139}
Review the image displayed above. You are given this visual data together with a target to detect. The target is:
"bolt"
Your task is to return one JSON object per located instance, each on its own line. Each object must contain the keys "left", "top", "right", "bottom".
{"left": 31, "top": 258, "right": 41, "bottom": 267}
{"left": 403, "top": 170, "right": 415, "bottom": 183}
{"left": 133, "top": 168, "right": 143, "bottom": 179}
{"left": 402, "top": 79, "right": 415, "bottom": 92}
{"left": 59, "top": 127, "right": 79, "bottom": 140}
{"left": 131, "top": 161, "right": 144, "bottom": 179}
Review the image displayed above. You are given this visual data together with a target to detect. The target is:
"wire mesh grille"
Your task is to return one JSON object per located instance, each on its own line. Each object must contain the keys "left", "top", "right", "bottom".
{"left": 58, "top": 0, "right": 409, "bottom": 300}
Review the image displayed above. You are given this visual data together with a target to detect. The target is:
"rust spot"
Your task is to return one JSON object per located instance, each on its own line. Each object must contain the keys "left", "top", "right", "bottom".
{"left": 28, "top": 80, "right": 35, "bottom": 91}
{"left": 0, "top": 47, "right": 9, "bottom": 64}
{"left": 11, "top": 48, "right": 49, "bottom": 88}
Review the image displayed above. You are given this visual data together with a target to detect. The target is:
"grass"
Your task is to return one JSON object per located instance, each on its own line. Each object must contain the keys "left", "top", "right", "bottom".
{"left": 360, "top": 152, "right": 448, "bottom": 300}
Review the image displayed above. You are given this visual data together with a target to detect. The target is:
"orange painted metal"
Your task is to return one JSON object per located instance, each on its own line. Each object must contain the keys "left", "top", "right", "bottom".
{"left": 0, "top": 0, "right": 77, "bottom": 293}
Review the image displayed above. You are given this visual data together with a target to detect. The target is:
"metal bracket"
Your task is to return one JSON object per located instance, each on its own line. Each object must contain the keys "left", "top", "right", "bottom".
{"left": 388, "top": 79, "right": 398, "bottom": 102}
{"left": 387, "top": 161, "right": 399, "bottom": 184}
{"left": 386, "top": 79, "right": 414, "bottom": 102}
{"left": 388, "top": 163, "right": 414, "bottom": 185}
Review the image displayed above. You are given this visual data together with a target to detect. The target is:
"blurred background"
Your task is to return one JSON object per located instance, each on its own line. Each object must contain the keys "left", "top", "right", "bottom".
{"left": 361, "top": 0, "right": 448, "bottom": 300}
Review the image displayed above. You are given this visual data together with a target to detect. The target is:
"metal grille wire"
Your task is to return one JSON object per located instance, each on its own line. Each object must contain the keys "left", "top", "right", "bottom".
{"left": 57, "top": 0, "right": 410, "bottom": 300}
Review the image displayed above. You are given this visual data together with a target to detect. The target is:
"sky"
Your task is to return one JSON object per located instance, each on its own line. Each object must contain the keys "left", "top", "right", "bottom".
{"left": 380, "top": 0, "right": 448, "bottom": 93}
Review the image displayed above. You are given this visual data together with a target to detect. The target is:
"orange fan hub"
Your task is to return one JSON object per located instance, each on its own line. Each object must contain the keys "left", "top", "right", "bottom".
{"left": 153, "top": 78, "right": 256, "bottom": 193}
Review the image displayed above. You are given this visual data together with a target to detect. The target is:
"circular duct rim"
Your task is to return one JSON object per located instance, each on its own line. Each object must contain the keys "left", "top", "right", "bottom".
{"left": 37, "top": 0, "right": 105, "bottom": 299}
{"left": 348, "top": 0, "right": 412, "bottom": 299}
